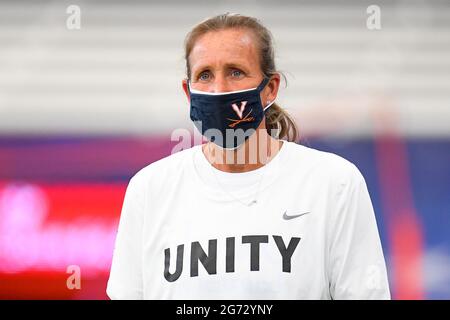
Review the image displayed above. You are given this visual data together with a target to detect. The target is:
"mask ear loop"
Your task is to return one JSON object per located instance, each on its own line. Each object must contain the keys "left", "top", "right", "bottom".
{"left": 264, "top": 100, "right": 275, "bottom": 112}
{"left": 186, "top": 79, "right": 192, "bottom": 93}
{"left": 260, "top": 76, "right": 275, "bottom": 112}
{"left": 263, "top": 100, "right": 281, "bottom": 138}
{"left": 256, "top": 77, "right": 270, "bottom": 91}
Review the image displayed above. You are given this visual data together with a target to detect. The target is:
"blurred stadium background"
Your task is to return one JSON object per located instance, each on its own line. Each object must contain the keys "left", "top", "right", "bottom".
{"left": 0, "top": 0, "right": 449, "bottom": 299}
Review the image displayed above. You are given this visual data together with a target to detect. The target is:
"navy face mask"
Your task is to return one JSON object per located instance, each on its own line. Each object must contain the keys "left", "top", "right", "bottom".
{"left": 188, "top": 77, "right": 274, "bottom": 150}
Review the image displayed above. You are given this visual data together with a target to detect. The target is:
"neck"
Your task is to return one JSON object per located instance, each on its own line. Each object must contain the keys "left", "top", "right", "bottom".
{"left": 202, "top": 129, "right": 283, "bottom": 173}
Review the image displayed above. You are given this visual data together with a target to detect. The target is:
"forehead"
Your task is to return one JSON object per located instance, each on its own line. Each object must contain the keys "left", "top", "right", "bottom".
{"left": 189, "top": 28, "right": 259, "bottom": 70}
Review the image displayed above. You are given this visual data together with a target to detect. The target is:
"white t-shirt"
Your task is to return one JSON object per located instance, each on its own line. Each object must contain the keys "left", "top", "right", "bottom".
{"left": 106, "top": 140, "right": 390, "bottom": 300}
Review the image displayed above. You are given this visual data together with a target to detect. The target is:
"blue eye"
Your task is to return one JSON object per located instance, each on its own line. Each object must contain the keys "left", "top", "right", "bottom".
{"left": 199, "top": 72, "right": 210, "bottom": 81}
{"left": 231, "top": 70, "right": 243, "bottom": 77}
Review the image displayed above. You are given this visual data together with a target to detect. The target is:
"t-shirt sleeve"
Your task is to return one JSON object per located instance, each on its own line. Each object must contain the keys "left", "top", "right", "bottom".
{"left": 328, "top": 163, "right": 391, "bottom": 300}
{"left": 106, "top": 175, "right": 145, "bottom": 299}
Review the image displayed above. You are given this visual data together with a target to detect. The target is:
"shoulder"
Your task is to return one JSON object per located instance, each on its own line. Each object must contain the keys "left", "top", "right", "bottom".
{"left": 286, "top": 141, "right": 365, "bottom": 186}
{"left": 127, "top": 144, "right": 200, "bottom": 188}
{"left": 122, "top": 145, "right": 199, "bottom": 203}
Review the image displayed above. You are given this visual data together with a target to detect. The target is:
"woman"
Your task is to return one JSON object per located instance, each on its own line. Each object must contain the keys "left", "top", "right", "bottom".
{"left": 107, "top": 13, "right": 390, "bottom": 300}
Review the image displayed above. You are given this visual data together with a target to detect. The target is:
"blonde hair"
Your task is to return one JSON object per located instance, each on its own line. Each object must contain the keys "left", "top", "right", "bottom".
{"left": 184, "top": 13, "right": 299, "bottom": 142}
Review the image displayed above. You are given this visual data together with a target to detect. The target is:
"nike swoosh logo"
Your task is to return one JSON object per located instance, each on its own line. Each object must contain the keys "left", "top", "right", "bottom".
{"left": 283, "top": 211, "right": 310, "bottom": 220}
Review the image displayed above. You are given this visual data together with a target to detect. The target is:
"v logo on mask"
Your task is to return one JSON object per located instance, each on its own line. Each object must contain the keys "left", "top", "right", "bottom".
{"left": 231, "top": 101, "right": 248, "bottom": 119}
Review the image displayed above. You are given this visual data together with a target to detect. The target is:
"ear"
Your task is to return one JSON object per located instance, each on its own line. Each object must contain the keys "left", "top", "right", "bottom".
{"left": 264, "top": 73, "right": 281, "bottom": 104}
{"left": 182, "top": 78, "right": 190, "bottom": 103}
